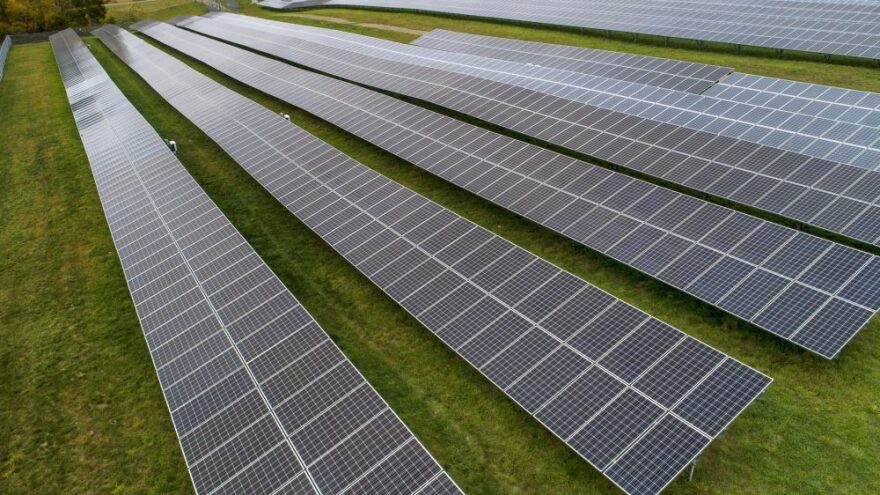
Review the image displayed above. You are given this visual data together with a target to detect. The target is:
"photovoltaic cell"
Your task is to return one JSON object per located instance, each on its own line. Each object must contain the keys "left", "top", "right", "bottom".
{"left": 152, "top": 18, "right": 876, "bottom": 359}
{"left": 113, "top": 22, "right": 770, "bottom": 495}
{"left": 60, "top": 26, "right": 457, "bottom": 495}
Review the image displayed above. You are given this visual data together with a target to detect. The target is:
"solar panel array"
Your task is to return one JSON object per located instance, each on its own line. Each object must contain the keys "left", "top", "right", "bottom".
{"left": 413, "top": 30, "right": 731, "bottom": 94}
{"left": 412, "top": 30, "right": 880, "bottom": 170}
{"left": 145, "top": 20, "right": 880, "bottom": 359}
{"left": 257, "top": 0, "right": 880, "bottom": 61}
{"left": 208, "top": 15, "right": 880, "bottom": 187}
{"left": 177, "top": 14, "right": 880, "bottom": 248}
{"left": 111, "top": 21, "right": 771, "bottom": 495}
{"left": 179, "top": 16, "right": 879, "bottom": 174}
{"left": 0, "top": 35, "right": 11, "bottom": 82}
{"left": 57, "top": 25, "right": 458, "bottom": 495}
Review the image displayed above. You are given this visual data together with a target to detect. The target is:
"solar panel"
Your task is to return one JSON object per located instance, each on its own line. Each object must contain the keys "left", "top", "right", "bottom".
{"left": 55, "top": 26, "right": 458, "bottom": 495}
{"left": 410, "top": 30, "right": 880, "bottom": 170}
{"left": 709, "top": 73, "right": 880, "bottom": 118}
{"left": 413, "top": 30, "right": 731, "bottom": 94}
{"left": 177, "top": 13, "right": 880, "bottom": 248}
{"left": 705, "top": 73, "right": 880, "bottom": 169}
{"left": 141, "top": 20, "right": 879, "bottom": 359}
{"left": 257, "top": 0, "right": 880, "bottom": 61}
{"left": 103, "top": 22, "right": 771, "bottom": 495}
{"left": 0, "top": 35, "right": 11, "bottom": 82}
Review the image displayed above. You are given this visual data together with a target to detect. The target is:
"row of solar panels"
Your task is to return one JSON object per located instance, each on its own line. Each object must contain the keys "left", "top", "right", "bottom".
{"left": 413, "top": 30, "right": 880, "bottom": 171}
{"left": 257, "top": 0, "right": 880, "bottom": 61}
{"left": 414, "top": 29, "right": 734, "bottom": 94}
{"left": 173, "top": 12, "right": 880, "bottom": 360}
{"left": 54, "top": 22, "right": 774, "bottom": 495}
{"left": 186, "top": 14, "right": 880, "bottom": 251}
{"left": 0, "top": 36, "right": 11, "bottom": 82}
{"left": 50, "top": 28, "right": 460, "bottom": 495}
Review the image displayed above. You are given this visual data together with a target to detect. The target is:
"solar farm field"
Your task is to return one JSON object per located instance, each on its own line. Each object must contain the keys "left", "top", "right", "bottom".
{"left": 1, "top": 5, "right": 879, "bottom": 495}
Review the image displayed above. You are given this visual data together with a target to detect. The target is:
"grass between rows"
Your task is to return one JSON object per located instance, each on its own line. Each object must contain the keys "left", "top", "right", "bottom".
{"left": 0, "top": 9, "right": 878, "bottom": 495}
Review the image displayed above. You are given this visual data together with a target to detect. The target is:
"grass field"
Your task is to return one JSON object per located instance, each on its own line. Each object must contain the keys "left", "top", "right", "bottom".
{"left": 0, "top": 6, "right": 879, "bottom": 495}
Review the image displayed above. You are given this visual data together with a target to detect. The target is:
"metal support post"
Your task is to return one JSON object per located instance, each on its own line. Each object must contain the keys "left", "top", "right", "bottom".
{"left": 689, "top": 458, "right": 699, "bottom": 482}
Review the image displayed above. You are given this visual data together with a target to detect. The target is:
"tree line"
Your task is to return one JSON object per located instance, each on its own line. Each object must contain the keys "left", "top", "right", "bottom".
{"left": 0, "top": 0, "right": 106, "bottom": 35}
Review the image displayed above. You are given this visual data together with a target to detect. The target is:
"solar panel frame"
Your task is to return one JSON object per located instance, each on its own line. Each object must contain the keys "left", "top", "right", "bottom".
{"left": 113, "top": 21, "right": 771, "bottom": 495}
{"left": 59, "top": 26, "right": 458, "bottom": 495}
{"left": 167, "top": 15, "right": 879, "bottom": 359}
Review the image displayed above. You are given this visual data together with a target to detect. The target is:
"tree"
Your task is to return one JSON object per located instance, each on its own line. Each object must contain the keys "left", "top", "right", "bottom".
{"left": 0, "top": 0, "right": 106, "bottom": 35}
{"left": 70, "top": 0, "right": 104, "bottom": 26}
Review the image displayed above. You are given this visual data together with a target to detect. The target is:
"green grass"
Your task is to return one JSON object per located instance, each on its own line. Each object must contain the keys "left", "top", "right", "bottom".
{"left": 105, "top": 0, "right": 207, "bottom": 24}
{"left": 1, "top": 10, "right": 879, "bottom": 495}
